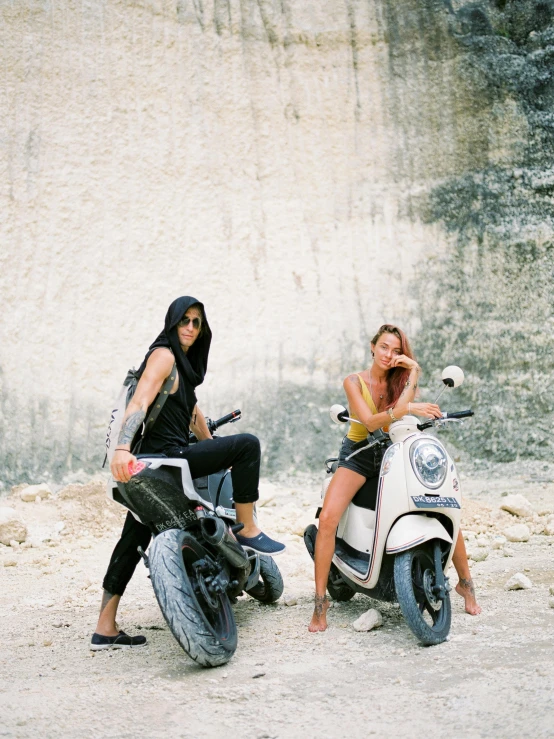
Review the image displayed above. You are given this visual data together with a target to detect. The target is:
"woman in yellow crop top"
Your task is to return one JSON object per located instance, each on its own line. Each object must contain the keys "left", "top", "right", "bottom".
{"left": 308, "top": 324, "right": 481, "bottom": 632}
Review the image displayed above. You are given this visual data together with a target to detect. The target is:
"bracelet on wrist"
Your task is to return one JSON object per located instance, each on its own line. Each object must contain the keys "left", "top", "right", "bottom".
{"left": 387, "top": 407, "right": 399, "bottom": 423}
{"left": 114, "top": 447, "right": 131, "bottom": 452}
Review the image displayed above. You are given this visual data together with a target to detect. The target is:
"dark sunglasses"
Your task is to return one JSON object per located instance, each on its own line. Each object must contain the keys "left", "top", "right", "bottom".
{"left": 178, "top": 316, "right": 201, "bottom": 330}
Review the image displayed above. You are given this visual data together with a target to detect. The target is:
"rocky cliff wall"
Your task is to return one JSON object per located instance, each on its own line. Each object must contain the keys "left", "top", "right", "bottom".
{"left": 1, "top": 0, "right": 552, "bottom": 485}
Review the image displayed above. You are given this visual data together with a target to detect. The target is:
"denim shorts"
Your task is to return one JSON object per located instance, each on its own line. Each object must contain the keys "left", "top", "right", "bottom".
{"left": 337, "top": 437, "right": 385, "bottom": 479}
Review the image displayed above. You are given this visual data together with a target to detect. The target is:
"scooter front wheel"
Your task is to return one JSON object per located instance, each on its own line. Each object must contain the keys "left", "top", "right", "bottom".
{"left": 394, "top": 546, "right": 451, "bottom": 646}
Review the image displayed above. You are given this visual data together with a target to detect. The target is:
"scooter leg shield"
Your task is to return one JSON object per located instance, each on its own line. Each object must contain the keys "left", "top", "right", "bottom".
{"left": 386, "top": 515, "right": 452, "bottom": 555}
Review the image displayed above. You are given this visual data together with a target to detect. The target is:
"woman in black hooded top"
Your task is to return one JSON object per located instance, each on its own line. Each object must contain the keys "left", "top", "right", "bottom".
{"left": 91, "top": 297, "right": 285, "bottom": 651}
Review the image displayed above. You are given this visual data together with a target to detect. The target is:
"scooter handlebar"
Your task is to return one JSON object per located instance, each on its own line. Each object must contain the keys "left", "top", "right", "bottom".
{"left": 417, "top": 409, "right": 473, "bottom": 431}
{"left": 442, "top": 409, "right": 474, "bottom": 420}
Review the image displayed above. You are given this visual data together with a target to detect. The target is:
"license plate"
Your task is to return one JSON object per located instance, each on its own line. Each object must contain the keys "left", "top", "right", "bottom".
{"left": 411, "top": 495, "right": 460, "bottom": 509}
{"left": 154, "top": 509, "right": 197, "bottom": 532}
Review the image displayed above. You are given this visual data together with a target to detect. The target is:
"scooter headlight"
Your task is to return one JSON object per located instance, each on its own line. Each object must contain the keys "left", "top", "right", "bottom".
{"left": 410, "top": 439, "right": 447, "bottom": 490}
{"left": 380, "top": 443, "right": 400, "bottom": 476}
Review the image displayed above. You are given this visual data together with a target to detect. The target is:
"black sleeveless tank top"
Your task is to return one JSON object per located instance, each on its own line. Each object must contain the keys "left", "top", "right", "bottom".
{"left": 142, "top": 369, "right": 197, "bottom": 454}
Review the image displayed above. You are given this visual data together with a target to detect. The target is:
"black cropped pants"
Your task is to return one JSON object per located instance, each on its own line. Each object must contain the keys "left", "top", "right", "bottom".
{"left": 102, "top": 433, "right": 261, "bottom": 596}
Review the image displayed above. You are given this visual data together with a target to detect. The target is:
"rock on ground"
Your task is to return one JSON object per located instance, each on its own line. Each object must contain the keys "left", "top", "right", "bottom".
{"left": 504, "top": 524, "right": 531, "bottom": 542}
{"left": 468, "top": 546, "right": 489, "bottom": 562}
{"left": 500, "top": 494, "right": 535, "bottom": 519}
{"left": 352, "top": 608, "right": 383, "bottom": 632}
{"left": 0, "top": 507, "right": 27, "bottom": 545}
{"left": 505, "top": 573, "right": 533, "bottom": 590}
{"left": 19, "top": 483, "right": 52, "bottom": 502}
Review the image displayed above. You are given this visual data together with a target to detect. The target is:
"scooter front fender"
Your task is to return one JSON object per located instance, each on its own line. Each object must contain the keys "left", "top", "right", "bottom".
{"left": 386, "top": 514, "right": 452, "bottom": 555}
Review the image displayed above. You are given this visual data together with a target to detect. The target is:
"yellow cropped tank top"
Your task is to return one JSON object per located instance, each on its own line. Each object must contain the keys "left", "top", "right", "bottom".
{"left": 346, "top": 374, "right": 384, "bottom": 442}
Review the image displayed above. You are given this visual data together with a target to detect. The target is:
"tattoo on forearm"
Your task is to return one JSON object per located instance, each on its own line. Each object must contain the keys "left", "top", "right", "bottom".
{"left": 117, "top": 410, "right": 146, "bottom": 445}
{"left": 405, "top": 380, "right": 411, "bottom": 388}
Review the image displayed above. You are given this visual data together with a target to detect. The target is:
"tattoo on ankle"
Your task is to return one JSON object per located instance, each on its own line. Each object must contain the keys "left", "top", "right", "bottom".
{"left": 314, "top": 594, "right": 328, "bottom": 617}
{"left": 459, "top": 577, "right": 475, "bottom": 595}
{"left": 99, "top": 590, "right": 115, "bottom": 616}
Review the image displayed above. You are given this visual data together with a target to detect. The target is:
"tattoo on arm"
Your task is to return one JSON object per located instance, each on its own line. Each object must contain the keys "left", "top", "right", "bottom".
{"left": 117, "top": 410, "right": 146, "bottom": 445}
{"left": 347, "top": 375, "right": 361, "bottom": 388}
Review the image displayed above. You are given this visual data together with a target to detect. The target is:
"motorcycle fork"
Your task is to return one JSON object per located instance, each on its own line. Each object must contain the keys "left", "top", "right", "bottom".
{"left": 432, "top": 540, "right": 450, "bottom": 601}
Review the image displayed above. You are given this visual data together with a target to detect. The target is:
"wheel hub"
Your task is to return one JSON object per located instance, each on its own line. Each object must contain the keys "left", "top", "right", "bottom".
{"left": 192, "top": 560, "right": 221, "bottom": 611}
{"left": 423, "top": 568, "right": 442, "bottom": 611}
{"left": 197, "top": 572, "right": 220, "bottom": 610}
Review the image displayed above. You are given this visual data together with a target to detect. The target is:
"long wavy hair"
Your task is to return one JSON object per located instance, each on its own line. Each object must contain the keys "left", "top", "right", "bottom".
{"left": 371, "top": 324, "right": 415, "bottom": 408}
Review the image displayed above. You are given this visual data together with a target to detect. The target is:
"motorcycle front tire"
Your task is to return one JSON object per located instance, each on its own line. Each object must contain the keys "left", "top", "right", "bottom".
{"left": 149, "top": 528, "right": 237, "bottom": 667}
{"left": 394, "top": 546, "right": 451, "bottom": 646}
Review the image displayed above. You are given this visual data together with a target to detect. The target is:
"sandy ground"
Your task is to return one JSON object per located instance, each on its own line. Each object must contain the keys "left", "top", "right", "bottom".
{"left": 1, "top": 462, "right": 554, "bottom": 739}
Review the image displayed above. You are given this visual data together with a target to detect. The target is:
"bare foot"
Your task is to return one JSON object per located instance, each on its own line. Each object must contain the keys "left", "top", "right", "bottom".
{"left": 455, "top": 578, "right": 482, "bottom": 615}
{"left": 308, "top": 594, "right": 329, "bottom": 632}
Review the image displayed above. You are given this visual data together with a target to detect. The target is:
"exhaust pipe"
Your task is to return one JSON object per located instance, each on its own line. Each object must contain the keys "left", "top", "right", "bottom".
{"left": 200, "top": 516, "right": 251, "bottom": 588}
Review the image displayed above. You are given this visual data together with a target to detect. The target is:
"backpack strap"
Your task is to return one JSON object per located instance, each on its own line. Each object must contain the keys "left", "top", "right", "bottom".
{"left": 131, "top": 362, "right": 177, "bottom": 455}
{"left": 105, "top": 363, "right": 178, "bottom": 466}
{"left": 143, "top": 361, "right": 177, "bottom": 432}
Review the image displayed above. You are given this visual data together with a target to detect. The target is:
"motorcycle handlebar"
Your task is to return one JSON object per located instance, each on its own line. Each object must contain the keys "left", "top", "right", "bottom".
{"left": 209, "top": 409, "right": 242, "bottom": 432}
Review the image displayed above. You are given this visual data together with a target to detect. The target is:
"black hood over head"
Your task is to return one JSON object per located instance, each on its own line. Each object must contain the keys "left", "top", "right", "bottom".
{"left": 138, "top": 296, "right": 212, "bottom": 388}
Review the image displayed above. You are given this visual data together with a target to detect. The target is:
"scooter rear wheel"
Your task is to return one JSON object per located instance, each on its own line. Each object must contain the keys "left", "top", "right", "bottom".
{"left": 304, "top": 524, "right": 355, "bottom": 602}
{"left": 394, "top": 546, "right": 451, "bottom": 646}
{"left": 327, "top": 564, "right": 356, "bottom": 602}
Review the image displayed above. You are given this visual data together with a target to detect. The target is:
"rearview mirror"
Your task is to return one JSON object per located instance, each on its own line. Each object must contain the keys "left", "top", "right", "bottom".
{"left": 441, "top": 365, "right": 464, "bottom": 388}
{"left": 330, "top": 404, "right": 349, "bottom": 424}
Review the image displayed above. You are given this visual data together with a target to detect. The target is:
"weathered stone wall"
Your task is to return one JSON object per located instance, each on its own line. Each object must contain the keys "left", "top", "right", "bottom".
{"left": 413, "top": 0, "right": 554, "bottom": 461}
{"left": 1, "top": 0, "right": 552, "bottom": 485}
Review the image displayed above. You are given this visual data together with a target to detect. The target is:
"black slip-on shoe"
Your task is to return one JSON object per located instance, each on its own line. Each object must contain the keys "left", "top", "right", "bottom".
{"left": 235, "top": 531, "right": 286, "bottom": 556}
{"left": 90, "top": 630, "right": 147, "bottom": 651}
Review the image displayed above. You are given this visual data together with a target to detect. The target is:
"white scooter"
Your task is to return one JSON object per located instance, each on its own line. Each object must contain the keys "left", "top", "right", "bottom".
{"left": 304, "top": 366, "right": 473, "bottom": 645}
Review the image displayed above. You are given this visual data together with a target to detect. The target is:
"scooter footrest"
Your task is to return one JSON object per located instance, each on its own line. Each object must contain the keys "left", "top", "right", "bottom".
{"left": 335, "top": 538, "right": 370, "bottom": 575}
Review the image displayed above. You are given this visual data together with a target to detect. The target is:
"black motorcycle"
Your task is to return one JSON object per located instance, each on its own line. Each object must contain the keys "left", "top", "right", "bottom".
{"left": 108, "top": 410, "right": 283, "bottom": 667}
